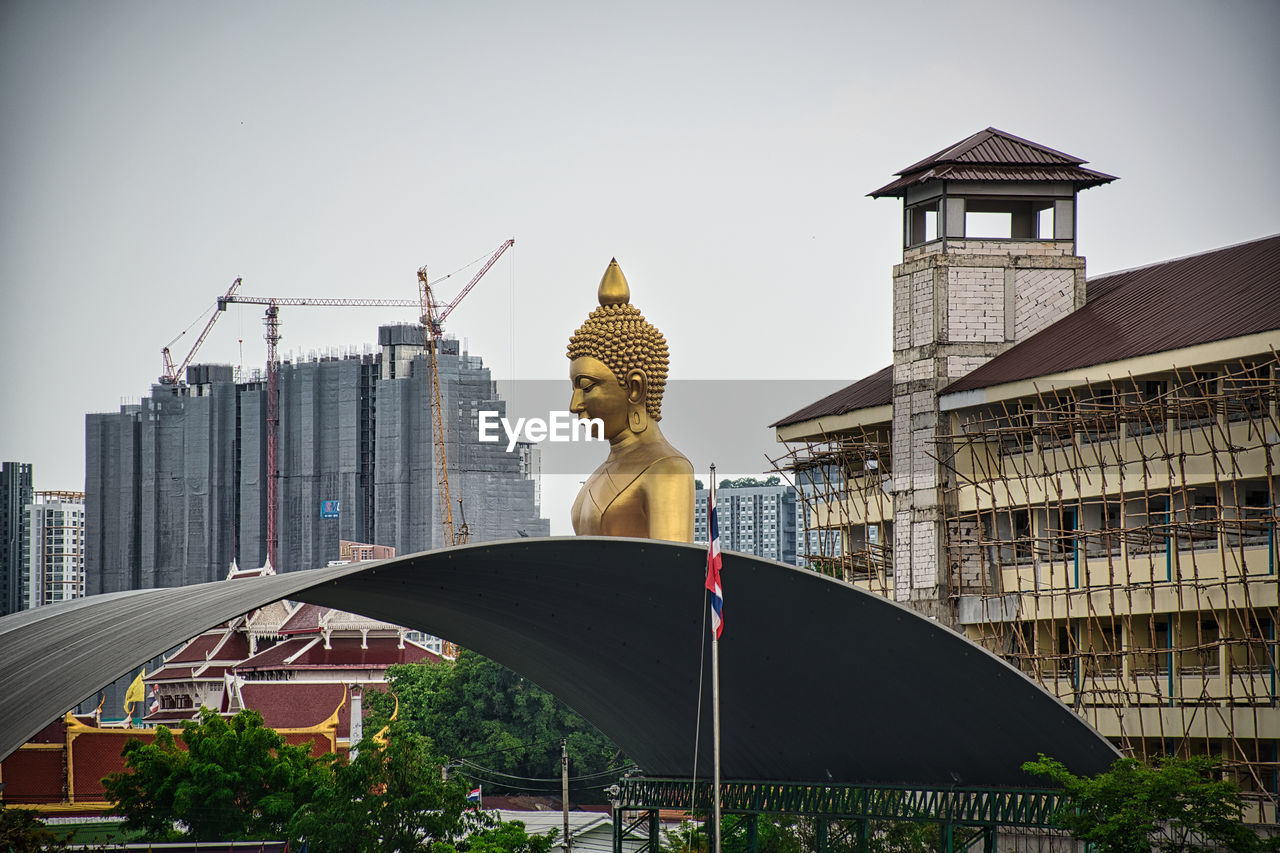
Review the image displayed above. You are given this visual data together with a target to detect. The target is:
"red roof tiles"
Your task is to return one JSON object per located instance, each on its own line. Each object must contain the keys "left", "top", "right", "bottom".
{"left": 238, "top": 636, "right": 436, "bottom": 670}
{"left": 280, "top": 602, "right": 326, "bottom": 634}
{"left": 945, "top": 235, "right": 1280, "bottom": 394}
{"left": 239, "top": 682, "right": 347, "bottom": 730}
{"left": 167, "top": 632, "right": 224, "bottom": 663}
{"left": 236, "top": 637, "right": 319, "bottom": 670}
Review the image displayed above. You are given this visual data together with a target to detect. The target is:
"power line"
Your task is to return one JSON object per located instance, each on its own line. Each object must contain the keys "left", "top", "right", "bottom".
{"left": 453, "top": 758, "right": 636, "bottom": 787}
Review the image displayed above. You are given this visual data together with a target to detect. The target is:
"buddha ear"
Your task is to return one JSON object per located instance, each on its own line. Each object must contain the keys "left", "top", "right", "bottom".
{"left": 625, "top": 369, "right": 647, "bottom": 405}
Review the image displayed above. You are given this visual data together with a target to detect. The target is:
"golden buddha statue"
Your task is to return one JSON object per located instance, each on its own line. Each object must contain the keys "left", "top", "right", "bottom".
{"left": 567, "top": 259, "right": 695, "bottom": 543}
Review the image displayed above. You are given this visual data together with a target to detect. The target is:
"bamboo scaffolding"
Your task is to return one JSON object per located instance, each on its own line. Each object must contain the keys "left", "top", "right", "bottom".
{"left": 772, "top": 354, "right": 1280, "bottom": 822}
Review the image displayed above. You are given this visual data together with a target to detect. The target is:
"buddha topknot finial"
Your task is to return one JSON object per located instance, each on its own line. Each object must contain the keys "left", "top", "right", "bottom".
{"left": 598, "top": 258, "right": 631, "bottom": 306}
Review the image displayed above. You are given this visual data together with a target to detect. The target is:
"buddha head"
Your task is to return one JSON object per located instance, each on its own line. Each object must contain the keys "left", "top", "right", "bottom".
{"left": 566, "top": 259, "right": 669, "bottom": 440}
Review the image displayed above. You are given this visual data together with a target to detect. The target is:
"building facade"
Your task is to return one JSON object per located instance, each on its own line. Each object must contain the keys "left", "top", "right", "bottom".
{"left": 22, "top": 491, "right": 86, "bottom": 609}
{"left": 0, "top": 461, "right": 34, "bottom": 617}
{"left": 85, "top": 325, "right": 548, "bottom": 593}
{"left": 774, "top": 129, "right": 1278, "bottom": 822}
{"left": 694, "top": 482, "right": 799, "bottom": 565}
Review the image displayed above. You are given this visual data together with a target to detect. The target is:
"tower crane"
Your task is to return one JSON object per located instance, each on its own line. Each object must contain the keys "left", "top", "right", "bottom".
{"left": 219, "top": 236, "right": 514, "bottom": 567}
{"left": 159, "top": 278, "right": 243, "bottom": 385}
{"left": 417, "top": 237, "right": 514, "bottom": 546}
{"left": 218, "top": 294, "right": 420, "bottom": 569}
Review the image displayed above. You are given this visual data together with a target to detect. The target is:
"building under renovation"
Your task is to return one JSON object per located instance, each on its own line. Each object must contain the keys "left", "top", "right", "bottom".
{"left": 773, "top": 128, "right": 1279, "bottom": 822}
{"left": 86, "top": 324, "right": 548, "bottom": 593}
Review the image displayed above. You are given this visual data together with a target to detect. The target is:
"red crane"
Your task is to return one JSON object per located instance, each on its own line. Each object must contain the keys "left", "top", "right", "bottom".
{"left": 220, "top": 236, "right": 514, "bottom": 567}
{"left": 218, "top": 294, "right": 420, "bottom": 569}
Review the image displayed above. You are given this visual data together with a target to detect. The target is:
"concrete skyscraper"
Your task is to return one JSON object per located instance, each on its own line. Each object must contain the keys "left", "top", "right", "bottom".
{"left": 1, "top": 461, "right": 34, "bottom": 617}
{"left": 22, "top": 491, "right": 86, "bottom": 608}
{"left": 85, "top": 325, "right": 548, "bottom": 594}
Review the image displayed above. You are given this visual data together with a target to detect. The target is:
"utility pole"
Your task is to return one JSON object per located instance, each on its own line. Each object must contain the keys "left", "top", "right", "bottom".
{"left": 561, "top": 737, "right": 571, "bottom": 853}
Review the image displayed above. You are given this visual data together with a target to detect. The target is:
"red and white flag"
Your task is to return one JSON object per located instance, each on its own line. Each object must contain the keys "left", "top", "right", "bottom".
{"left": 705, "top": 484, "right": 723, "bottom": 639}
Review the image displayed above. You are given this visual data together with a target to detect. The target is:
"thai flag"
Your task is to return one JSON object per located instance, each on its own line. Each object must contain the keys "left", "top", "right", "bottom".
{"left": 466, "top": 786, "right": 482, "bottom": 804}
{"left": 705, "top": 485, "right": 724, "bottom": 639}
{"left": 148, "top": 685, "right": 160, "bottom": 716}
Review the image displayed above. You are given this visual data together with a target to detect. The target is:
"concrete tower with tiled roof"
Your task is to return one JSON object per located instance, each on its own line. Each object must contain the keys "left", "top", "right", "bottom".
{"left": 870, "top": 128, "right": 1115, "bottom": 621}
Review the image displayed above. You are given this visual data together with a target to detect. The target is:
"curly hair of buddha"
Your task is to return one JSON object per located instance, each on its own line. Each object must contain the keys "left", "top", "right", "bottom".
{"left": 566, "top": 303, "right": 669, "bottom": 421}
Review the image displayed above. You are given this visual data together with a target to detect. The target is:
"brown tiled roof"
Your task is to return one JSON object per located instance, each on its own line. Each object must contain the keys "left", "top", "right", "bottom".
{"left": 280, "top": 602, "right": 326, "bottom": 634}
{"left": 237, "top": 637, "right": 318, "bottom": 669}
{"left": 236, "top": 636, "right": 437, "bottom": 671}
{"left": 167, "top": 632, "right": 224, "bottom": 663}
{"left": 869, "top": 127, "right": 1116, "bottom": 197}
{"left": 239, "top": 682, "right": 347, "bottom": 731}
{"left": 215, "top": 632, "right": 251, "bottom": 661}
{"left": 771, "top": 365, "right": 892, "bottom": 428}
{"left": 945, "top": 234, "right": 1280, "bottom": 394}
{"left": 147, "top": 665, "right": 200, "bottom": 682}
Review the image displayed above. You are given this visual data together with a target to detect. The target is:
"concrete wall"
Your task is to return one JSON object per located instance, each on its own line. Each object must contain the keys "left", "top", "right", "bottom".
{"left": 889, "top": 236, "right": 1088, "bottom": 624}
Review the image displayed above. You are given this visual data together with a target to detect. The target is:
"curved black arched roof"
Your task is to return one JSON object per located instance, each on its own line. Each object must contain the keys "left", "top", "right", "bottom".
{"left": 0, "top": 538, "right": 1117, "bottom": 786}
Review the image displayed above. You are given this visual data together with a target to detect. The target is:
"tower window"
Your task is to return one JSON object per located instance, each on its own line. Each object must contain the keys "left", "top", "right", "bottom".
{"left": 966, "top": 210, "right": 1012, "bottom": 239}
{"left": 1036, "top": 205, "right": 1055, "bottom": 238}
{"left": 905, "top": 201, "right": 940, "bottom": 247}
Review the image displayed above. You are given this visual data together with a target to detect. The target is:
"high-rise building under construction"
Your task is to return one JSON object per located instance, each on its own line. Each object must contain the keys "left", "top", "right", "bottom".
{"left": 85, "top": 324, "right": 548, "bottom": 594}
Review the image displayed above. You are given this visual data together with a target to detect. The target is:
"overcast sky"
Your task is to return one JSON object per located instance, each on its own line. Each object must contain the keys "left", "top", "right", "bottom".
{"left": 2, "top": 0, "right": 1277, "bottom": 533}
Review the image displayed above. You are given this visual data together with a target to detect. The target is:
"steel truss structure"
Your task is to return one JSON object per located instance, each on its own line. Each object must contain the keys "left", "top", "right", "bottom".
{"left": 612, "top": 777, "right": 1065, "bottom": 853}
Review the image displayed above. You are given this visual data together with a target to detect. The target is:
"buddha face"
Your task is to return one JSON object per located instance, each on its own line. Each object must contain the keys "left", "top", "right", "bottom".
{"left": 569, "top": 356, "right": 641, "bottom": 442}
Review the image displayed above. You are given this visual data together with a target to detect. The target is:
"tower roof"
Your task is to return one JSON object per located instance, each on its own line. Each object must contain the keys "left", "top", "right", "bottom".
{"left": 869, "top": 127, "right": 1117, "bottom": 197}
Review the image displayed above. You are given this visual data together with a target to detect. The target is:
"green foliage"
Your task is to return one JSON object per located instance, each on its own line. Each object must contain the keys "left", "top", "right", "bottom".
{"left": 1, "top": 807, "right": 133, "bottom": 852}
{"left": 103, "top": 709, "right": 331, "bottom": 842}
{"left": 1, "top": 807, "right": 72, "bottom": 852}
{"left": 465, "top": 818, "right": 558, "bottom": 853}
{"left": 1023, "top": 753, "right": 1277, "bottom": 853}
{"left": 717, "top": 476, "right": 781, "bottom": 489}
{"left": 102, "top": 709, "right": 556, "bottom": 851}
{"left": 291, "top": 721, "right": 488, "bottom": 852}
{"left": 369, "top": 651, "right": 623, "bottom": 795}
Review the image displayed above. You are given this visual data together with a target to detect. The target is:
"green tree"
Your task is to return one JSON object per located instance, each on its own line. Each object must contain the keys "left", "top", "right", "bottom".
{"left": 102, "top": 709, "right": 330, "bottom": 842}
{"left": 369, "top": 651, "right": 624, "bottom": 793}
{"left": 465, "top": 818, "right": 558, "bottom": 853}
{"left": 717, "top": 476, "right": 781, "bottom": 489}
{"left": 292, "top": 722, "right": 470, "bottom": 852}
{"left": 291, "top": 723, "right": 555, "bottom": 853}
{"left": 1, "top": 807, "right": 72, "bottom": 852}
{"left": 1023, "top": 754, "right": 1277, "bottom": 853}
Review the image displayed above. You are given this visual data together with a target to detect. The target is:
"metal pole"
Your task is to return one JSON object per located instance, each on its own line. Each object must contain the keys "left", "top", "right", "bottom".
{"left": 711, "top": 620, "right": 722, "bottom": 853}
{"left": 709, "top": 466, "right": 722, "bottom": 853}
{"left": 562, "top": 737, "right": 571, "bottom": 853}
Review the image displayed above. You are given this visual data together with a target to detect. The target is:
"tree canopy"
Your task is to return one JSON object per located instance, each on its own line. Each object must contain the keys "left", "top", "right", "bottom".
{"left": 368, "top": 651, "right": 626, "bottom": 798}
{"left": 1023, "top": 754, "right": 1277, "bottom": 853}
{"left": 103, "top": 709, "right": 326, "bottom": 842}
{"left": 102, "top": 708, "right": 557, "bottom": 851}
{"left": 717, "top": 476, "right": 781, "bottom": 489}
{"left": 290, "top": 721, "right": 555, "bottom": 853}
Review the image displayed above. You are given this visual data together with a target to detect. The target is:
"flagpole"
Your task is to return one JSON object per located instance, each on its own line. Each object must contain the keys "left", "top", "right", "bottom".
{"left": 711, "top": 620, "right": 722, "bottom": 853}
{"left": 708, "top": 465, "right": 722, "bottom": 853}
